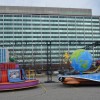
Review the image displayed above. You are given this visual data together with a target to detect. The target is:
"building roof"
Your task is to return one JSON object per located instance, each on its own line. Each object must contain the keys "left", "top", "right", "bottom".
{"left": 0, "top": 6, "right": 92, "bottom": 16}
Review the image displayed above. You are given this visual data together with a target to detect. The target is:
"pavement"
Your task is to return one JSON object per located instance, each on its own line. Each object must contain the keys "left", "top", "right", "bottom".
{"left": 0, "top": 76, "right": 100, "bottom": 100}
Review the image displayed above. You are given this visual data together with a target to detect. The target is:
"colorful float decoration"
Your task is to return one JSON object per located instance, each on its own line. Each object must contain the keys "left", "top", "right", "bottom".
{"left": 58, "top": 49, "right": 100, "bottom": 85}
{"left": 0, "top": 63, "right": 39, "bottom": 91}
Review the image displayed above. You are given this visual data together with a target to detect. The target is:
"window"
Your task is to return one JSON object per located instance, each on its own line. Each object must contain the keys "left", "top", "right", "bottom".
{"left": 0, "top": 19, "right": 3, "bottom": 21}
{"left": 4, "top": 19, "right": 13, "bottom": 21}
{"left": 23, "top": 19, "right": 31, "bottom": 21}
{"left": 4, "top": 15, "right": 12, "bottom": 17}
{"left": 14, "top": 23, "right": 22, "bottom": 25}
{"left": 4, "top": 23, "right": 13, "bottom": 25}
{"left": 14, "top": 19, "right": 22, "bottom": 21}
{"left": 50, "top": 16, "right": 58, "bottom": 18}
{"left": 14, "top": 15, "right": 22, "bottom": 17}
{"left": 14, "top": 28, "right": 22, "bottom": 30}
{"left": 23, "top": 15, "right": 31, "bottom": 17}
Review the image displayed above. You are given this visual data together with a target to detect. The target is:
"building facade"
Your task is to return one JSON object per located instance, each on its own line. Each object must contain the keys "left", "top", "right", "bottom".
{"left": 0, "top": 6, "right": 100, "bottom": 67}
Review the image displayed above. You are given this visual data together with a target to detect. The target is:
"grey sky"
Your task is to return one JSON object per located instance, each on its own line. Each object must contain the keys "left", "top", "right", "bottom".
{"left": 0, "top": 0, "right": 100, "bottom": 15}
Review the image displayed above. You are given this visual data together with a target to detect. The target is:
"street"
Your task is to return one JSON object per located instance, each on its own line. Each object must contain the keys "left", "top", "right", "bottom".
{"left": 0, "top": 76, "right": 100, "bottom": 100}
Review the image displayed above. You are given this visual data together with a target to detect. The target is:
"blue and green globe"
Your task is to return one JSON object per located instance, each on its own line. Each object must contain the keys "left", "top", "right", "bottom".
{"left": 70, "top": 49, "right": 93, "bottom": 72}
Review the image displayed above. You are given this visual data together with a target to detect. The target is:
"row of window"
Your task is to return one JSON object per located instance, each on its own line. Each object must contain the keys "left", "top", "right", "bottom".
{"left": 0, "top": 21, "right": 99, "bottom": 25}
{"left": 2, "top": 43, "right": 97, "bottom": 45}
{"left": 0, "top": 36, "right": 99, "bottom": 38}
{"left": 1, "top": 24, "right": 100, "bottom": 27}
{"left": 0, "top": 18, "right": 99, "bottom": 23}
{"left": 0, "top": 31, "right": 99, "bottom": 34}
{"left": 0, "top": 26, "right": 100, "bottom": 30}
{"left": 1, "top": 34, "right": 99, "bottom": 36}
{"left": 0, "top": 24, "right": 99, "bottom": 27}
{"left": 0, "top": 14, "right": 99, "bottom": 19}
{"left": 1, "top": 27, "right": 99, "bottom": 30}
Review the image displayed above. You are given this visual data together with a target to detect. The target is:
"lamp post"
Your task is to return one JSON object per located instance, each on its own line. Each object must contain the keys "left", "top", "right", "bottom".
{"left": 45, "top": 41, "right": 55, "bottom": 83}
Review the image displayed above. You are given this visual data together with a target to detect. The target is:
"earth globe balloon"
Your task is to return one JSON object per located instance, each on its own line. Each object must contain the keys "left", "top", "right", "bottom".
{"left": 70, "top": 49, "right": 93, "bottom": 73}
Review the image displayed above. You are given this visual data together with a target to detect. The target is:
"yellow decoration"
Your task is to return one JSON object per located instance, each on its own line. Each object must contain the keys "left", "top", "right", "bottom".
{"left": 63, "top": 52, "right": 70, "bottom": 59}
{"left": 25, "top": 70, "right": 35, "bottom": 79}
{"left": 63, "top": 52, "right": 70, "bottom": 64}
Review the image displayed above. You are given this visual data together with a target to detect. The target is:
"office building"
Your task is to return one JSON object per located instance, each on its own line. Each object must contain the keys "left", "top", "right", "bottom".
{"left": 0, "top": 6, "right": 100, "bottom": 67}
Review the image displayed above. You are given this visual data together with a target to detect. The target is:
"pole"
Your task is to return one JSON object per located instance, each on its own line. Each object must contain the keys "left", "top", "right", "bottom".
{"left": 45, "top": 41, "right": 55, "bottom": 83}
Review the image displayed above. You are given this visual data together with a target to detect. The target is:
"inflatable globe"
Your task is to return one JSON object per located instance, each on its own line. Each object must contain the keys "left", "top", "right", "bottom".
{"left": 70, "top": 49, "right": 93, "bottom": 72}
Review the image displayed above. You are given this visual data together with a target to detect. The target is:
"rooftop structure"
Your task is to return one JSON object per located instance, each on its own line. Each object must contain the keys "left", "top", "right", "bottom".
{"left": 0, "top": 6, "right": 92, "bottom": 16}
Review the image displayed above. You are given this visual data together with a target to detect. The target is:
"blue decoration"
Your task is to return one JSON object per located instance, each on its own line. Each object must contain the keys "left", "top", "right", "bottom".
{"left": 8, "top": 69, "right": 23, "bottom": 82}
{"left": 70, "top": 49, "right": 93, "bottom": 73}
{"left": 58, "top": 73, "right": 100, "bottom": 82}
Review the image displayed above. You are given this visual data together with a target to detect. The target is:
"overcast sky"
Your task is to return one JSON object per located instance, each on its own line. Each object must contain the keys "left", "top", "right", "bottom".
{"left": 0, "top": 0, "right": 100, "bottom": 15}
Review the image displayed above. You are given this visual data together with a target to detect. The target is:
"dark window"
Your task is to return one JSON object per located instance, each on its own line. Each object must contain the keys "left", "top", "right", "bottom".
{"left": 23, "top": 15, "right": 31, "bottom": 17}
{"left": 14, "top": 19, "right": 22, "bottom": 21}
{"left": 14, "top": 15, "right": 22, "bottom": 17}
{"left": 4, "top": 15, "right": 12, "bottom": 17}
{"left": 4, "top": 19, "right": 13, "bottom": 21}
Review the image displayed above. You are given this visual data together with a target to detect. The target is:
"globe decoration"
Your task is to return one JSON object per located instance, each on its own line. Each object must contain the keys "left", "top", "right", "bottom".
{"left": 9, "top": 57, "right": 15, "bottom": 62}
{"left": 70, "top": 49, "right": 93, "bottom": 73}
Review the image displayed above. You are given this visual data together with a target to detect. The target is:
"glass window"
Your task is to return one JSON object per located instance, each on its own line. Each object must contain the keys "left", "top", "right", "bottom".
{"left": 32, "top": 19, "right": 40, "bottom": 22}
{"left": 4, "top": 32, "right": 13, "bottom": 34}
{"left": 0, "top": 23, "right": 3, "bottom": 25}
{"left": 23, "top": 19, "right": 31, "bottom": 21}
{"left": 0, "top": 19, "right": 3, "bottom": 21}
{"left": 41, "top": 20, "right": 49, "bottom": 22}
{"left": 50, "top": 20, "right": 58, "bottom": 22}
{"left": 4, "top": 19, "right": 13, "bottom": 21}
{"left": 59, "top": 20, "right": 67, "bottom": 22}
{"left": 23, "top": 23, "right": 31, "bottom": 26}
{"left": 14, "top": 19, "right": 22, "bottom": 21}
{"left": 14, "top": 32, "right": 22, "bottom": 34}
{"left": 92, "top": 17, "right": 99, "bottom": 19}
{"left": 4, "top": 27, "right": 13, "bottom": 30}
{"left": 41, "top": 15, "right": 49, "bottom": 18}
{"left": 14, "top": 23, "right": 22, "bottom": 25}
{"left": 32, "top": 15, "right": 40, "bottom": 18}
{"left": 4, "top": 23, "right": 13, "bottom": 25}
{"left": 23, "top": 28, "right": 31, "bottom": 30}
{"left": 4, "top": 36, "right": 13, "bottom": 38}
{"left": 59, "top": 16, "right": 66, "bottom": 18}
{"left": 14, "top": 15, "right": 22, "bottom": 17}
{"left": 23, "top": 15, "right": 31, "bottom": 17}
{"left": 14, "top": 28, "right": 22, "bottom": 30}
{"left": 4, "top": 15, "right": 12, "bottom": 17}
{"left": 14, "top": 36, "right": 22, "bottom": 38}
{"left": 50, "top": 16, "right": 58, "bottom": 18}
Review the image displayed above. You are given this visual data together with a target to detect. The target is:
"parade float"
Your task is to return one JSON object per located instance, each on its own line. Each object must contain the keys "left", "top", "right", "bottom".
{"left": 0, "top": 63, "right": 39, "bottom": 91}
{"left": 58, "top": 49, "right": 100, "bottom": 85}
